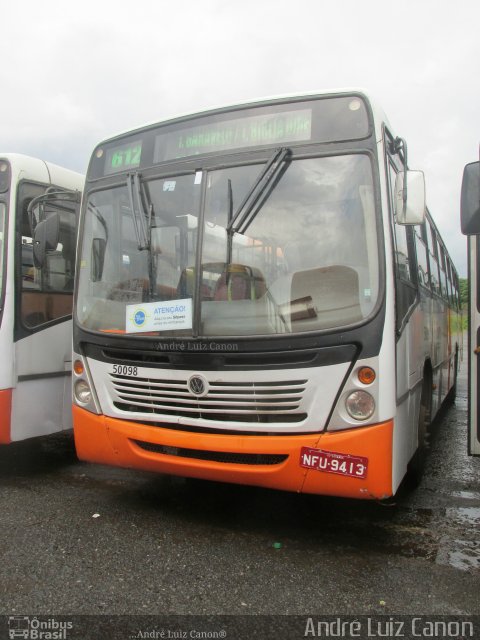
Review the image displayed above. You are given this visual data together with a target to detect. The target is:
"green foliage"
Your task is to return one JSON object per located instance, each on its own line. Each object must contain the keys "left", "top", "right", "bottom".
{"left": 459, "top": 277, "right": 468, "bottom": 307}
{"left": 452, "top": 313, "right": 469, "bottom": 332}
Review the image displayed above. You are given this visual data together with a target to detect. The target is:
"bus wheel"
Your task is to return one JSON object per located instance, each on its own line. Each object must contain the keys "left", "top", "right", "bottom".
{"left": 406, "top": 375, "right": 432, "bottom": 488}
{"left": 446, "top": 348, "right": 459, "bottom": 405}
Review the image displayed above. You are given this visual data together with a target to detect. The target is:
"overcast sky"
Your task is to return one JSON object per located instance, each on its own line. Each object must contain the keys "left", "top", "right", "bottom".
{"left": 1, "top": 0, "right": 478, "bottom": 275}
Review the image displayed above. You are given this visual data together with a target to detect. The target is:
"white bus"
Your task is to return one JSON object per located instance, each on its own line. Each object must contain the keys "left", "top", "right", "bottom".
{"left": 460, "top": 157, "right": 480, "bottom": 455}
{"left": 0, "top": 154, "right": 83, "bottom": 444}
{"left": 72, "top": 91, "right": 460, "bottom": 499}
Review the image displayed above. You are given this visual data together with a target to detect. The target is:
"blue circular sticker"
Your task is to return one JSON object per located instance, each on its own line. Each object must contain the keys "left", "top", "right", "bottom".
{"left": 134, "top": 310, "right": 146, "bottom": 326}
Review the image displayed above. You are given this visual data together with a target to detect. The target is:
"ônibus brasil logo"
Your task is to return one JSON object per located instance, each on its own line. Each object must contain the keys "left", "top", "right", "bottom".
{"left": 8, "top": 616, "right": 73, "bottom": 640}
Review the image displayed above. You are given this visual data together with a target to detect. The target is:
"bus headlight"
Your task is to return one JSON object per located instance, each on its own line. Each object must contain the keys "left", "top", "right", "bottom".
{"left": 74, "top": 379, "right": 92, "bottom": 405}
{"left": 345, "top": 391, "right": 375, "bottom": 421}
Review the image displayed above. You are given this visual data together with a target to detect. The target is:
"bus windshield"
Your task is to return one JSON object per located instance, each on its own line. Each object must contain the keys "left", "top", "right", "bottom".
{"left": 77, "top": 153, "right": 379, "bottom": 337}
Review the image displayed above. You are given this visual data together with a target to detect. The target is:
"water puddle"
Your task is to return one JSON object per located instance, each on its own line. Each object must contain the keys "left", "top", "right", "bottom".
{"left": 379, "top": 502, "right": 480, "bottom": 572}
{"left": 447, "top": 506, "right": 480, "bottom": 526}
{"left": 451, "top": 490, "right": 480, "bottom": 501}
{"left": 437, "top": 538, "right": 480, "bottom": 571}
{"left": 435, "top": 506, "right": 480, "bottom": 572}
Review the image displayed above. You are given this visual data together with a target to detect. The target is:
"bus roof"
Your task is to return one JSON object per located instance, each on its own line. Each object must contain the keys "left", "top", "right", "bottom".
{"left": 0, "top": 153, "right": 84, "bottom": 192}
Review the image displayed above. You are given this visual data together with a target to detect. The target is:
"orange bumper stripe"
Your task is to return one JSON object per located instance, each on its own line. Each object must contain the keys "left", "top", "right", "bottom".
{"left": 73, "top": 405, "right": 393, "bottom": 499}
{"left": 0, "top": 389, "right": 12, "bottom": 444}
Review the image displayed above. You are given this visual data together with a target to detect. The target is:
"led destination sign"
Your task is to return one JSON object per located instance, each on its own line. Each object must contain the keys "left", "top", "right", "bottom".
{"left": 105, "top": 140, "right": 142, "bottom": 175}
{"left": 96, "top": 95, "right": 370, "bottom": 177}
{"left": 154, "top": 109, "right": 312, "bottom": 162}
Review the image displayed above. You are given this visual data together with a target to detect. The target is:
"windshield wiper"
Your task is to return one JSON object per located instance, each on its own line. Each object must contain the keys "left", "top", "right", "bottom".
{"left": 226, "top": 178, "right": 233, "bottom": 265}
{"left": 127, "top": 172, "right": 151, "bottom": 251}
{"left": 227, "top": 147, "right": 290, "bottom": 237}
{"left": 126, "top": 172, "right": 158, "bottom": 299}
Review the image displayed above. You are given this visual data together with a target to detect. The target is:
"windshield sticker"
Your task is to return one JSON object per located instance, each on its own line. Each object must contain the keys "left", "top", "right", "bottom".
{"left": 163, "top": 181, "right": 176, "bottom": 192}
{"left": 126, "top": 298, "right": 192, "bottom": 333}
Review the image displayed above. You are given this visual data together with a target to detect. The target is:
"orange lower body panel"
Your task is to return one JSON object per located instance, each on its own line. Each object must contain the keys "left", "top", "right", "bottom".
{"left": 0, "top": 388, "right": 12, "bottom": 444}
{"left": 73, "top": 405, "right": 393, "bottom": 499}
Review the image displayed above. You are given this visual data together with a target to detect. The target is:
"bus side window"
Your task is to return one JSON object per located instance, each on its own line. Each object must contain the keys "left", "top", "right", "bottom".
{"left": 18, "top": 184, "right": 76, "bottom": 329}
{"left": 414, "top": 224, "right": 430, "bottom": 289}
{"left": 426, "top": 222, "right": 441, "bottom": 297}
{"left": 447, "top": 258, "right": 458, "bottom": 308}
{"left": 438, "top": 244, "right": 448, "bottom": 301}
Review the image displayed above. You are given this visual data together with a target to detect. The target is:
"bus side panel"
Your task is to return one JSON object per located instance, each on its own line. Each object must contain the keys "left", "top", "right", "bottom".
{"left": 394, "top": 305, "right": 426, "bottom": 484}
{"left": 0, "top": 389, "right": 12, "bottom": 444}
{"left": 430, "top": 297, "right": 446, "bottom": 418}
{"left": 11, "top": 378, "right": 70, "bottom": 441}
{"left": 11, "top": 321, "right": 73, "bottom": 441}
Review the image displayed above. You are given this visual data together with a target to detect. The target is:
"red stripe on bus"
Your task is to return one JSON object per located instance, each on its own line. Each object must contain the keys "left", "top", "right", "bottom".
{"left": 0, "top": 389, "right": 12, "bottom": 444}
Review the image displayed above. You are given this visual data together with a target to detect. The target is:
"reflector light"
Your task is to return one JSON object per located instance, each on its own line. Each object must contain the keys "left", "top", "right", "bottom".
{"left": 358, "top": 367, "right": 376, "bottom": 385}
{"left": 73, "top": 360, "right": 84, "bottom": 375}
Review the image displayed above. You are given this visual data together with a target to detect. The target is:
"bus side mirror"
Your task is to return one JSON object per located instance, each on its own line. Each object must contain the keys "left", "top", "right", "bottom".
{"left": 33, "top": 213, "right": 60, "bottom": 268}
{"left": 395, "top": 170, "right": 426, "bottom": 225}
{"left": 460, "top": 161, "right": 480, "bottom": 235}
{"left": 91, "top": 238, "right": 106, "bottom": 282}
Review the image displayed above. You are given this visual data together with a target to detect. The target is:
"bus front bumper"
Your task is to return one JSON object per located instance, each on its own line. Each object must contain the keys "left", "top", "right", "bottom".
{"left": 73, "top": 406, "right": 394, "bottom": 499}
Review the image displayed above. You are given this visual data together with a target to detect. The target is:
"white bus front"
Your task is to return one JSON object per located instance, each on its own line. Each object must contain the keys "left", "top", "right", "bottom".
{"left": 72, "top": 92, "right": 454, "bottom": 498}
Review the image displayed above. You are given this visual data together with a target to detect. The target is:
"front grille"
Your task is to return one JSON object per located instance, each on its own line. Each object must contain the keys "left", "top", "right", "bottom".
{"left": 131, "top": 439, "right": 289, "bottom": 465}
{"left": 110, "top": 373, "right": 308, "bottom": 424}
{"left": 102, "top": 347, "right": 319, "bottom": 369}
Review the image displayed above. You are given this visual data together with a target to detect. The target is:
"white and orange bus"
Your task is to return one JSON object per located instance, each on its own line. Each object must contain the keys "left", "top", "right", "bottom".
{"left": 72, "top": 91, "right": 460, "bottom": 499}
{"left": 460, "top": 157, "right": 480, "bottom": 456}
{"left": 0, "top": 154, "right": 83, "bottom": 444}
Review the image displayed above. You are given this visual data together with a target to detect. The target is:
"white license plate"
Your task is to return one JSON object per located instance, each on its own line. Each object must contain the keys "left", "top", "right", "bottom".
{"left": 300, "top": 447, "right": 368, "bottom": 479}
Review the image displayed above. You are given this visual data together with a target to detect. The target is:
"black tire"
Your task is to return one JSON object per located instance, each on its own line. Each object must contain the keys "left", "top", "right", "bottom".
{"left": 406, "top": 374, "right": 432, "bottom": 489}
{"left": 445, "top": 349, "right": 458, "bottom": 405}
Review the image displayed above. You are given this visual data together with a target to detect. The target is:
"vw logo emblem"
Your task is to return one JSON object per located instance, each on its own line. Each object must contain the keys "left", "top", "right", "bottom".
{"left": 188, "top": 375, "right": 209, "bottom": 397}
